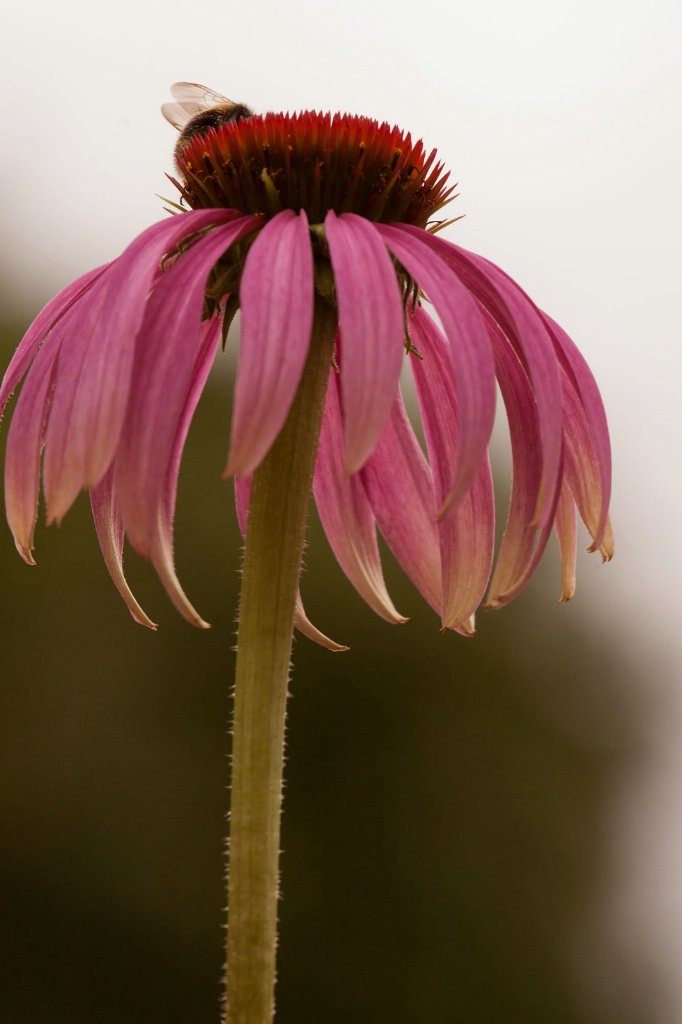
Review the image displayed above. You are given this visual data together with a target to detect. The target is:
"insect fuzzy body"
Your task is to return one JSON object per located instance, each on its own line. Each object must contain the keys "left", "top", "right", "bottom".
{"left": 162, "top": 81, "right": 254, "bottom": 171}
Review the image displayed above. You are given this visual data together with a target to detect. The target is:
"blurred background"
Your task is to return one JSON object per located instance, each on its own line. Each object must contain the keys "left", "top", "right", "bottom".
{"left": 0, "top": 1, "right": 680, "bottom": 1021}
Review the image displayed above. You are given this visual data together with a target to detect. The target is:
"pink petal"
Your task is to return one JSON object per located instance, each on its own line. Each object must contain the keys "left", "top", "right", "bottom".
{"left": 375, "top": 224, "right": 496, "bottom": 512}
{"left": 409, "top": 231, "right": 564, "bottom": 528}
{"left": 90, "top": 316, "right": 223, "bottom": 629}
{"left": 554, "top": 479, "right": 577, "bottom": 603}
{"left": 0, "top": 264, "right": 108, "bottom": 414}
{"left": 597, "top": 516, "right": 614, "bottom": 562}
{"left": 90, "top": 466, "right": 158, "bottom": 629}
{"left": 159, "top": 316, "right": 223, "bottom": 538}
{"left": 360, "top": 389, "right": 442, "bottom": 615}
{"left": 483, "top": 314, "right": 560, "bottom": 608}
{"left": 325, "top": 212, "right": 405, "bottom": 473}
{"left": 40, "top": 280, "right": 112, "bottom": 522}
{"left": 542, "top": 313, "right": 612, "bottom": 555}
{"left": 149, "top": 523, "right": 211, "bottom": 630}
{"left": 42, "top": 209, "right": 247, "bottom": 524}
{"left": 116, "top": 216, "right": 258, "bottom": 556}
{"left": 226, "top": 210, "right": 315, "bottom": 477}
{"left": 455, "top": 616, "right": 477, "bottom": 638}
{"left": 409, "top": 307, "right": 495, "bottom": 630}
{"left": 314, "top": 367, "right": 405, "bottom": 623}
{"left": 4, "top": 335, "right": 61, "bottom": 561}
{"left": 234, "top": 476, "right": 348, "bottom": 650}
{"left": 148, "top": 315, "right": 224, "bottom": 629}
{"left": 294, "top": 595, "right": 350, "bottom": 652}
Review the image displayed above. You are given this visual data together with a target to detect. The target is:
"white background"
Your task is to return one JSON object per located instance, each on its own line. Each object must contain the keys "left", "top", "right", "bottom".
{"left": 0, "top": 0, "right": 680, "bottom": 1018}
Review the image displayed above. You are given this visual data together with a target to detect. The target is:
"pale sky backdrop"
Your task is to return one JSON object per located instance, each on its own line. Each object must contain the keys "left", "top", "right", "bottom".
{"left": 0, "top": 0, "right": 680, "bottom": 1018}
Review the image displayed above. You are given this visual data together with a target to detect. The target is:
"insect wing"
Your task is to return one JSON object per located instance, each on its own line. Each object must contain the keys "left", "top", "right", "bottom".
{"left": 162, "top": 82, "right": 234, "bottom": 129}
{"left": 171, "top": 82, "right": 232, "bottom": 106}
{"left": 161, "top": 102, "right": 194, "bottom": 129}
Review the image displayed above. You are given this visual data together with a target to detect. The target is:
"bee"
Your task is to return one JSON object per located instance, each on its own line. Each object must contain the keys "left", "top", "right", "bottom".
{"left": 162, "top": 82, "right": 254, "bottom": 167}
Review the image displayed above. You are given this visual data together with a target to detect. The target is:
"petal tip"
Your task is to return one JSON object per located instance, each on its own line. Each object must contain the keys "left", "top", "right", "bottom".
{"left": 179, "top": 605, "right": 212, "bottom": 630}
{"left": 16, "top": 543, "right": 36, "bottom": 566}
{"left": 442, "top": 614, "right": 476, "bottom": 637}
{"left": 294, "top": 597, "right": 349, "bottom": 650}
{"left": 136, "top": 614, "right": 159, "bottom": 630}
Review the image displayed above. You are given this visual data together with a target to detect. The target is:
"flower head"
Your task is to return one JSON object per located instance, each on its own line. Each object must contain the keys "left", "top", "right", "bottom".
{"left": 0, "top": 98, "right": 612, "bottom": 639}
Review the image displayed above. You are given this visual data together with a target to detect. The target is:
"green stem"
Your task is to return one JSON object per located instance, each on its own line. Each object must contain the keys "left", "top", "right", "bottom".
{"left": 225, "top": 299, "right": 337, "bottom": 1024}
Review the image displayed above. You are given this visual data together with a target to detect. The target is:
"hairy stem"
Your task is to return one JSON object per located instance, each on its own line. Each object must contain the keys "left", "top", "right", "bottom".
{"left": 225, "top": 299, "right": 337, "bottom": 1024}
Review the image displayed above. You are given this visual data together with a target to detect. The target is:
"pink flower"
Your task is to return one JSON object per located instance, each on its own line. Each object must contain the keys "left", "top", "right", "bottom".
{"left": 0, "top": 110, "right": 612, "bottom": 639}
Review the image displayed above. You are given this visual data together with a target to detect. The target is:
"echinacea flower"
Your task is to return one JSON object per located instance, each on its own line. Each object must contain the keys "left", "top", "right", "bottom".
{"left": 0, "top": 106, "right": 613, "bottom": 641}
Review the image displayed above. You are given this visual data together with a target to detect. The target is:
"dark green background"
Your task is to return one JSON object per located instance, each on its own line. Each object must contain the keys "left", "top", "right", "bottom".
{"left": 0, "top": 313, "right": 650, "bottom": 1023}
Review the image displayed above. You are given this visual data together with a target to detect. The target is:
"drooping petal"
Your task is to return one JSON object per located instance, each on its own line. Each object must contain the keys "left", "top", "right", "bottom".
{"left": 483, "top": 313, "right": 561, "bottom": 608}
{"left": 406, "top": 230, "right": 564, "bottom": 528}
{"left": 409, "top": 307, "right": 495, "bottom": 630}
{"left": 42, "top": 209, "right": 248, "bottom": 524}
{"left": 116, "top": 216, "right": 258, "bottom": 557}
{"left": 149, "top": 522, "right": 211, "bottom": 630}
{"left": 90, "top": 466, "right": 158, "bottom": 629}
{"left": 360, "top": 390, "right": 442, "bottom": 615}
{"left": 0, "top": 264, "right": 109, "bottom": 415}
{"left": 456, "top": 616, "right": 477, "bottom": 638}
{"left": 158, "top": 316, "right": 223, "bottom": 543}
{"left": 227, "top": 210, "right": 315, "bottom": 478}
{"left": 376, "top": 223, "right": 496, "bottom": 512}
{"left": 234, "top": 476, "right": 348, "bottom": 650}
{"left": 294, "top": 595, "right": 350, "bottom": 652}
{"left": 314, "top": 367, "right": 405, "bottom": 623}
{"left": 4, "top": 334, "right": 61, "bottom": 561}
{"left": 554, "top": 479, "right": 577, "bottom": 603}
{"left": 325, "top": 212, "right": 405, "bottom": 473}
{"left": 542, "top": 313, "right": 612, "bottom": 555}
{"left": 148, "top": 315, "right": 224, "bottom": 629}
{"left": 40, "top": 280, "right": 112, "bottom": 522}
{"left": 90, "top": 315, "right": 224, "bottom": 629}
{"left": 558, "top": 366, "right": 614, "bottom": 562}
{"left": 596, "top": 516, "right": 614, "bottom": 563}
